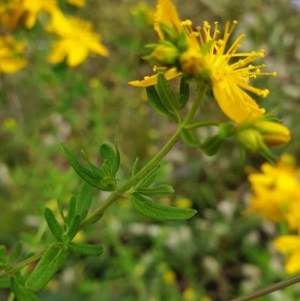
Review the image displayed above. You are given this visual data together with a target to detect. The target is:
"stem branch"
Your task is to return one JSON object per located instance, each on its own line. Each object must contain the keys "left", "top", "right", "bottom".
{"left": 229, "top": 275, "right": 300, "bottom": 301}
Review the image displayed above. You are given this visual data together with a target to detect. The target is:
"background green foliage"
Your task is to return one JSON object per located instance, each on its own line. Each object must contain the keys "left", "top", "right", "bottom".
{"left": 1, "top": 0, "right": 300, "bottom": 300}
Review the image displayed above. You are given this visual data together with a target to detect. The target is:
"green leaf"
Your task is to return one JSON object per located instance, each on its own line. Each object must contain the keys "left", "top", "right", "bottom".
{"left": 25, "top": 243, "right": 68, "bottom": 292}
{"left": 56, "top": 198, "right": 65, "bottom": 221}
{"left": 66, "top": 215, "right": 81, "bottom": 241}
{"left": 200, "top": 123, "right": 234, "bottom": 156}
{"left": 146, "top": 85, "right": 177, "bottom": 121}
{"left": 157, "top": 73, "right": 181, "bottom": 112}
{"left": 99, "top": 143, "right": 120, "bottom": 175}
{"left": 136, "top": 184, "right": 174, "bottom": 198}
{"left": 44, "top": 208, "right": 64, "bottom": 242}
{"left": 80, "top": 150, "right": 104, "bottom": 178}
{"left": 65, "top": 196, "right": 77, "bottom": 226}
{"left": 130, "top": 193, "right": 197, "bottom": 221}
{"left": 131, "top": 157, "right": 139, "bottom": 176}
{"left": 69, "top": 243, "right": 104, "bottom": 256}
{"left": 180, "top": 128, "right": 200, "bottom": 147}
{"left": 61, "top": 144, "right": 103, "bottom": 189}
{"left": 178, "top": 76, "right": 189, "bottom": 108}
{"left": 11, "top": 276, "right": 41, "bottom": 301}
{"left": 76, "top": 183, "right": 94, "bottom": 220}
{"left": 135, "top": 165, "right": 160, "bottom": 188}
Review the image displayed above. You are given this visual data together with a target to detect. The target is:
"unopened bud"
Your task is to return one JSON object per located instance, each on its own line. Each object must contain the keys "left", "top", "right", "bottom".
{"left": 148, "top": 44, "right": 180, "bottom": 66}
{"left": 253, "top": 120, "right": 291, "bottom": 147}
{"left": 237, "top": 128, "right": 265, "bottom": 151}
{"left": 179, "top": 48, "right": 209, "bottom": 77}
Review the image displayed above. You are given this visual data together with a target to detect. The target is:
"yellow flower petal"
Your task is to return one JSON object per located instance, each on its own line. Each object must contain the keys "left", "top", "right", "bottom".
{"left": 128, "top": 67, "right": 181, "bottom": 87}
{"left": 285, "top": 250, "right": 300, "bottom": 274}
{"left": 274, "top": 236, "right": 300, "bottom": 254}
{"left": 47, "top": 14, "right": 108, "bottom": 66}
{"left": 154, "top": 0, "right": 182, "bottom": 39}
{"left": 212, "top": 77, "right": 265, "bottom": 123}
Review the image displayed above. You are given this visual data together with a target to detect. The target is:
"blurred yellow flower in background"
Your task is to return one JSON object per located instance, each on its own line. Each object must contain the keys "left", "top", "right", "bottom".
{"left": 247, "top": 154, "right": 300, "bottom": 228}
{"left": 274, "top": 235, "right": 300, "bottom": 274}
{"left": 46, "top": 10, "right": 108, "bottom": 66}
{"left": 22, "top": 0, "right": 57, "bottom": 28}
{"left": 0, "top": 35, "right": 27, "bottom": 73}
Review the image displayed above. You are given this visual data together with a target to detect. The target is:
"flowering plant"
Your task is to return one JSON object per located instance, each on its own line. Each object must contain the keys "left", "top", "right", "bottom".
{"left": 0, "top": 0, "right": 297, "bottom": 300}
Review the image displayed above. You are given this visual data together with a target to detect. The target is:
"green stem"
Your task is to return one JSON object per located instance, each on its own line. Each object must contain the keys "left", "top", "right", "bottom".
{"left": 80, "top": 127, "right": 182, "bottom": 228}
{"left": 80, "top": 82, "right": 209, "bottom": 228}
{"left": 0, "top": 82, "right": 209, "bottom": 279}
{"left": 0, "top": 249, "right": 46, "bottom": 279}
{"left": 184, "top": 120, "right": 220, "bottom": 130}
{"left": 229, "top": 274, "right": 300, "bottom": 301}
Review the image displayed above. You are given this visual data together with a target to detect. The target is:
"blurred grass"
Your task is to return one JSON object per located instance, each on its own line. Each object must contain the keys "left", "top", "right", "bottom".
{"left": 1, "top": 0, "right": 300, "bottom": 300}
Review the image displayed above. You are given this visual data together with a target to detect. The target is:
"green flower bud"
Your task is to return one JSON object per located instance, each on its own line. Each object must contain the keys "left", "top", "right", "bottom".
{"left": 147, "top": 44, "right": 180, "bottom": 66}
{"left": 237, "top": 128, "right": 265, "bottom": 151}
{"left": 253, "top": 120, "right": 291, "bottom": 147}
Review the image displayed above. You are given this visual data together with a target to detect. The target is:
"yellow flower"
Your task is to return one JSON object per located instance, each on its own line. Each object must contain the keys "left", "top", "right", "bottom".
{"left": 22, "top": 0, "right": 57, "bottom": 28}
{"left": 274, "top": 235, "right": 300, "bottom": 274}
{"left": 46, "top": 10, "right": 108, "bottom": 66}
{"left": 129, "top": 0, "right": 275, "bottom": 124}
{"left": 246, "top": 154, "right": 300, "bottom": 227}
{"left": 0, "top": 35, "right": 27, "bottom": 73}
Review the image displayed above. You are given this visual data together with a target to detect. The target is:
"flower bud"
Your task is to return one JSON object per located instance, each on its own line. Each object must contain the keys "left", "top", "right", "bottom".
{"left": 237, "top": 128, "right": 265, "bottom": 151}
{"left": 179, "top": 48, "right": 210, "bottom": 77}
{"left": 253, "top": 120, "right": 291, "bottom": 147}
{"left": 147, "top": 44, "right": 180, "bottom": 66}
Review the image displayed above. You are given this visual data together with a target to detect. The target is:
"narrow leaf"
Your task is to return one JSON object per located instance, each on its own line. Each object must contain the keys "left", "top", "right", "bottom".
{"left": 146, "top": 85, "right": 177, "bottom": 121}
{"left": 180, "top": 128, "right": 200, "bottom": 148}
{"left": 25, "top": 243, "right": 68, "bottom": 292}
{"left": 136, "top": 184, "right": 174, "bottom": 198}
{"left": 65, "top": 196, "right": 77, "bottom": 226}
{"left": 131, "top": 157, "right": 139, "bottom": 176}
{"left": 76, "top": 183, "right": 94, "bottom": 220}
{"left": 178, "top": 76, "right": 189, "bottom": 108}
{"left": 56, "top": 198, "right": 65, "bottom": 221}
{"left": 44, "top": 208, "right": 64, "bottom": 242}
{"left": 11, "top": 276, "right": 41, "bottom": 301}
{"left": 130, "top": 193, "right": 197, "bottom": 221}
{"left": 200, "top": 135, "right": 223, "bottom": 156}
{"left": 69, "top": 242, "right": 104, "bottom": 256}
{"left": 157, "top": 73, "right": 181, "bottom": 111}
{"left": 61, "top": 144, "right": 103, "bottom": 189}
{"left": 99, "top": 143, "right": 120, "bottom": 175}
{"left": 135, "top": 165, "right": 160, "bottom": 188}
{"left": 67, "top": 215, "right": 81, "bottom": 241}
{"left": 81, "top": 150, "right": 104, "bottom": 178}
